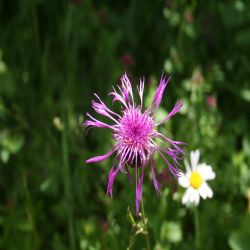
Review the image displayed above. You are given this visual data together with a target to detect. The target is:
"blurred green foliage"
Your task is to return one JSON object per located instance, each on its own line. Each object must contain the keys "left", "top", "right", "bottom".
{"left": 0, "top": 0, "right": 250, "bottom": 249}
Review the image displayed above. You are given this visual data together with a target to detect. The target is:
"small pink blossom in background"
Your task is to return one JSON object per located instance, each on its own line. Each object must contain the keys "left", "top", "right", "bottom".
{"left": 120, "top": 53, "right": 135, "bottom": 66}
{"left": 7, "top": 196, "right": 14, "bottom": 209}
{"left": 101, "top": 220, "right": 109, "bottom": 233}
{"left": 166, "top": 0, "right": 173, "bottom": 8}
{"left": 72, "top": 0, "right": 82, "bottom": 6}
{"left": 206, "top": 95, "right": 217, "bottom": 108}
{"left": 184, "top": 10, "right": 193, "bottom": 23}
{"left": 191, "top": 68, "right": 204, "bottom": 85}
{"left": 98, "top": 10, "right": 108, "bottom": 24}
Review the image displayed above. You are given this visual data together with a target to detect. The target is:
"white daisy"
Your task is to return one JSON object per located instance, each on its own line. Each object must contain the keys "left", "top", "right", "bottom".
{"left": 178, "top": 150, "right": 215, "bottom": 206}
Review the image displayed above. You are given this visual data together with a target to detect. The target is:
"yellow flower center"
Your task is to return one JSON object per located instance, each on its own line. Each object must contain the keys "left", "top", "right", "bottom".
{"left": 189, "top": 171, "right": 203, "bottom": 189}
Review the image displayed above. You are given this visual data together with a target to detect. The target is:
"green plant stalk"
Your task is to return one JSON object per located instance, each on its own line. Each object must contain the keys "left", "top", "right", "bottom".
{"left": 22, "top": 171, "right": 40, "bottom": 249}
{"left": 62, "top": 113, "right": 76, "bottom": 250}
{"left": 127, "top": 207, "right": 136, "bottom": 250}
{"left": 194, "top": 206, "right": 200, "bottom": 249}
{"left": 127, "top": 231, "right": 135, "bottom": 250}
{"left": 141, "top": 197, "right": 151, "bottom": 250}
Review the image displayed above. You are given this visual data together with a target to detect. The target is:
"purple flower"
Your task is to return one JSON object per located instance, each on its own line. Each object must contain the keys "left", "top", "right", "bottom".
{"left": 84, "top": 73, "right": 185, "bottom": 213}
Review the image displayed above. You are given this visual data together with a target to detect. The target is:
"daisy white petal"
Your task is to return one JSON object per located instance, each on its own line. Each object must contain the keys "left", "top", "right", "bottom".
{"left": 190, "top": 150, "right": 200, "bottom": 170}
{"left": 182, "top": 187, "right": 193, "bottom": 205}
{"left": 198, "top": 182, "right": 213, "bottom": 199}
{"left": 189, "top": 188, "right": 199, "bottom": 204}
{"left": 179, "top": 149, "right": 215, "bottom": 207}
{"left": 178, "top": 173, "right": 190, "bottom": 188}
{"left": 193, "top": 191, "right": 200, "bottom": 205}
{"left": 184, "top": 159, "right": 192, "bottom": 175}
{"left": 197, "top": 163, "right": 216, "bottom": 181}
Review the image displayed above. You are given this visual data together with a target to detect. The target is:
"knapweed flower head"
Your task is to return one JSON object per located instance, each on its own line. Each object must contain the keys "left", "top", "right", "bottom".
{"left": 178, "top": 150, "right": 215, "bottom": 206}
{"left": 84, "top": 73, "right": 185, "bottom": 213}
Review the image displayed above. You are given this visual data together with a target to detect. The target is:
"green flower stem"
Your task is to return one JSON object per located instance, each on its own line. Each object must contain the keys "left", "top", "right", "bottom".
{"left": 194, "top": 206, "right": 200, "bottom": 249}
{"left": 22, "top": 171, "right": 40, "bottom": 249}
{"left": 141, "top": 197, "right": 151, "bottom": 250}
{"left": 127, "top": 231, "right": 135, "bottom": 250}
{"left": 62, "top": 112, "right": 76, "bottom": 250}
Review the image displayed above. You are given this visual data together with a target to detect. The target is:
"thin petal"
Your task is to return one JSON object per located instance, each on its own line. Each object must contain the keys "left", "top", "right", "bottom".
{"left": 150, "top": 75, "right": 171, "bottom": 112}
{"left": 84, "top": 120, "right": 113, "bottom": 129}
{"left": 84, "top": 112, "right": 115, "bottom": 130}
{"left": 137, "top": 77, "right": 145, "bottom": 107}
{"left": 86, "top": 148, "right": 115, "bottom": 163}
{"left": 178, "top": 173, "right": 190, "bottom": 188}
{"left": 91, "top": 94, "right": 120, "bottom": 123}
{"left": 150, "top": 158, "right": 160, "bottom": 194}
{"left": 198, "top": 182, "right": 213, "bottom": 199}
{"left": 106, "top": 161, "right": 122, "bottom": 197}
{"left": 197, "top": 163, "right": 216, "bottom": 181}
{"left": 159, "top": 150, "right": 181, "bottom": 177}
{"left": 121, "top": 73, "right": 134, "bottom": 105}
{"left": 184, "top": 159, "right": 192, "bottom": 176}
{"left": 182, "top": 187, "right": 192, "bottom": 205}
{"left": 156, "top": 133, "right": 186, "bottom": 160}
{"left": 93, "top": 94, "right": 121, "bottom": 118}
{"left": 135, "top": 164, "right": 145, "bottom": 214}
{"left": 109, "top": 87, "right": 127, "bottom": 107}
{"left": 157, "top": 101, "right": 183, "bottom": 126}
{"left": 189, "top": 188, "right": 200, "bottom": 205}
{"left": 190, "top": 150, "right": 200, "bottom": 170}
{"left": 193, "top": 191, "right": 200, "bottom": 205}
